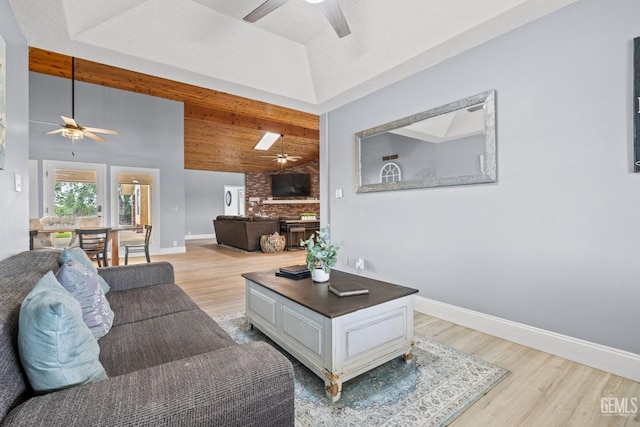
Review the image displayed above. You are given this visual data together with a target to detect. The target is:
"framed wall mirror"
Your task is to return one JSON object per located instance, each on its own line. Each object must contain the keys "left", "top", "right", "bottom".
{"left": 355, "top": 90, "right": 497, "bottom": 193}
{"left": 634, "top": 37, "right": 640, "bottom": 172}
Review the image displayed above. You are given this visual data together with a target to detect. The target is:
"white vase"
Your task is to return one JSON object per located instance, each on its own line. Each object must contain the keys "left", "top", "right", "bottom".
{"left": 311, "top": 268, "right": 330, "bottom": 283}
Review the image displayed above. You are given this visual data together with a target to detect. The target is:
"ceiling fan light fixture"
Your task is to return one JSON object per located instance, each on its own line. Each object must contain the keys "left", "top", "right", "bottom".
{"left": 62, "top": 128, "right": 84, "bottom": 140}
{"left": 254, "top": 132, "right": 282, "bottom": 150}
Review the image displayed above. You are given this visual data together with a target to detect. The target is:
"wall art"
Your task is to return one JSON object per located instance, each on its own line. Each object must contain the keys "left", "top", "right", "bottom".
{"left": 0, "top": 35, "right": 6, "bottom": 170}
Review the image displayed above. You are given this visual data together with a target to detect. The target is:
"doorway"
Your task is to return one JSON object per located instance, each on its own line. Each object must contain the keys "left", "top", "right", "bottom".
{"left": 110, "top": 166, "right": 160, "bottom": 254}
{"left": 224, "top": 185, "right": 245, "bottom": 217}
{"left": 117, "top": 173, "right": 152, "bottom": 226}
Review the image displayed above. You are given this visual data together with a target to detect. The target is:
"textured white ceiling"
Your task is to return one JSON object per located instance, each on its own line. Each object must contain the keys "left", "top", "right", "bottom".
{"left": 9, "top": 0, "right": 576, "bottom": 113}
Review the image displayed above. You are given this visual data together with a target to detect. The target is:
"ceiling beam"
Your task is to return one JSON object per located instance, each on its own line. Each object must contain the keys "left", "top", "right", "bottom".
{"left": 184, "top": 104, "right": 319, "bottom": 140}
{"left": 29, "top": 47, "right": 320, "bottom": 173}
{"left": 29, "top": 48, "right": 318, "bottom": 131}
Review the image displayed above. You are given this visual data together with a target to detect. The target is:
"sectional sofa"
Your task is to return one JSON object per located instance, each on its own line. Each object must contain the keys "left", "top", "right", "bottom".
{"left": 213, "top": 216, "right": 281, "bottom": 251}
{"left": 0, "top": 249, "right": 294, "bottom": 426}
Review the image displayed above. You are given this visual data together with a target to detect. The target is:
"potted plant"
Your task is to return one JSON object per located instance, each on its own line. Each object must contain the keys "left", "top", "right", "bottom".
{"left": 300, "top": 226, "right": 339, "bottom": 282}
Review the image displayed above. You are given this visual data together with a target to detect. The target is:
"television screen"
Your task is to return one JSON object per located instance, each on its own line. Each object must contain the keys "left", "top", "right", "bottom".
{"left": 271, "top": 174, "right": 311, "bottom": 197}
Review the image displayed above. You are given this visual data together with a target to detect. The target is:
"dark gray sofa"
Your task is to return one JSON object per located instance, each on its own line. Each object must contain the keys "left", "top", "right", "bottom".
{"left": 0, "top": 250, "right": 294, "bottom": 426}
{"left": 213, "top": 216, "right": 281, "bottom": 251}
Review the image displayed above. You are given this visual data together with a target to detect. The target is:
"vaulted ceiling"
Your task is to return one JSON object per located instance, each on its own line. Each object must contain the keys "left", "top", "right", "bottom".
{"left": 15, "top": 0, "right": 576, "bottom": 173}
{"left": 11, "top": 0, "right": 575, "bottom": 113}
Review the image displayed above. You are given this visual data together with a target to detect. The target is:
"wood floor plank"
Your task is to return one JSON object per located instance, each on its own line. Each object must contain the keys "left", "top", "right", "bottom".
{"left": 145, "top": 239, "right": 640, "bottom": 427}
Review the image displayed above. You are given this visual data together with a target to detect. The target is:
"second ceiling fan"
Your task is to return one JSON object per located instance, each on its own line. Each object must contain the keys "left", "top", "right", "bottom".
{"left": 244, "top": 0, "right": 351, "bottom": 38}
{"left": 262, "top": 134, "right": 302, "bottom": 167}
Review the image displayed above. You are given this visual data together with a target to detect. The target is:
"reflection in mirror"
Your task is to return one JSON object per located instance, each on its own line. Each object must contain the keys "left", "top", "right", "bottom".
{"left": 355, "top": 90, "right": 496, "bottom": 193}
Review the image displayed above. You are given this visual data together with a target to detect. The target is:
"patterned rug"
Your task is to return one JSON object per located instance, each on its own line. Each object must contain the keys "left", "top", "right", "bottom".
{"left": 215, "top": 312, "right": 509, "bottom": 427}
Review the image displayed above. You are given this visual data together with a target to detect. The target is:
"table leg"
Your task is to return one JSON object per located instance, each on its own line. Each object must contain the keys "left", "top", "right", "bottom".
{"left": 110, "top": 230, "right": 120, "bottom": 266}
{"left": 324, "top": 372, "right": 342, "bottom": 402}
{"left": 404, "top": 340, "right": 416, "bottom": 363}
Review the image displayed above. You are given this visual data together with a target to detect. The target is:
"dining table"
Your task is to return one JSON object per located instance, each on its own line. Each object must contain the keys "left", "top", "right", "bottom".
{"left": 30, "top": 225, "right": 141, "bottom": 266}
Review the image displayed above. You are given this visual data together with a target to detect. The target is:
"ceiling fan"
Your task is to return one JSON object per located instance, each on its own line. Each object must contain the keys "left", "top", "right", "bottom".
{"left": 262, "top": 134, "right": 302, "bottom": 167}
{"left": 36, "top": 57, "right": 119, "bottom": 146}
{"left": 244, "top": 0, "right": 351, "bottom": 38}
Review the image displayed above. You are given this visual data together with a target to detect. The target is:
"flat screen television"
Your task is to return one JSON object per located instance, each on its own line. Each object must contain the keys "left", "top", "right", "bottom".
{"left": 271, "top": 174, "right": 311, "bottom": 197}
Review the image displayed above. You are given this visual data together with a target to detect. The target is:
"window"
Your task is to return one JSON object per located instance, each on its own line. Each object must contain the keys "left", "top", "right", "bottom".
{"left": 55, "top": 178, "right": 97, "bottom": 217}
{"left": 42, "top": 160, "right": 105, "bottom": 221}
{"left": 380, "top": 162, "right": 401, "bottom": 183}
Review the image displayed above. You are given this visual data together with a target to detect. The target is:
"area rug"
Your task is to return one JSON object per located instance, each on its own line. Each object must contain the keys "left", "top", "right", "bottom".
{"left": 215, "top": 312, "right": 510, "bottom": 427}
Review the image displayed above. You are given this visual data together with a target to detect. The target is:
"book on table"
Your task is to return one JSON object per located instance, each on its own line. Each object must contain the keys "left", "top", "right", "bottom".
{"left": 276, "top": 265, "right": 310, "bottom": 280}
{"left": 328, "top": 282, "right": 369, "bottom": 297}
{"left": 279, "top": 265, "right": 309, "bottom": 275}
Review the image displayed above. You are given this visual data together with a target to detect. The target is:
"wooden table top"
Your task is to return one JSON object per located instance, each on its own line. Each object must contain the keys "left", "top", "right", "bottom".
{"left": 242, "top": 269, "right": 418, "bottom": 319}
{"left": 32, "top": 226, "right": 141, "bottom": 233}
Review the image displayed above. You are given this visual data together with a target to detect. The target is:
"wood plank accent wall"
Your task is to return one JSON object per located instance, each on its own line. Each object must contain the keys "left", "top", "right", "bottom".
{"left": 29, "top": 48, "right": 320, "bottom": 173}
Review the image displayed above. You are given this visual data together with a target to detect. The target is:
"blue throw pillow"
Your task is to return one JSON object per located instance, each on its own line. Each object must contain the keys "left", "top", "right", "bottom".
{"left": 56, "top": 260, "right": 114, "bottom": 339}
{"left": 18, "top": 271, "right": 108, "bottom": 393}
{"left": 61, "top": 247, "right": 110, "bottom": 293}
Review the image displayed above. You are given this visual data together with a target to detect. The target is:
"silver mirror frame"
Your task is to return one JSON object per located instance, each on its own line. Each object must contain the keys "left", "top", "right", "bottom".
{"left": 355, "top": 90, "right": 497, "bottom": 193}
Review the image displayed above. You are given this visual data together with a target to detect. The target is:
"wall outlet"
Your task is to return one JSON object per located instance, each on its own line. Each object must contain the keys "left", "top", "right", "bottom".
{"left": 173, "top": 241, "right": 178, "bottom": 247}
{"left": 355, "top": 258, "right": 365, "bottom": 270}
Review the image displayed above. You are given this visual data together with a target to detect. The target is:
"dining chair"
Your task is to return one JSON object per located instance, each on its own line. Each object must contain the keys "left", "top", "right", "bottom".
{"left": 75, "top": 228, "right": 112, "bottom": 267}
{"left": 124, "top": 225, "right": 152, "bottom": 265}
{"left": 29, "top": 229, "right": 38, "bottom": 250}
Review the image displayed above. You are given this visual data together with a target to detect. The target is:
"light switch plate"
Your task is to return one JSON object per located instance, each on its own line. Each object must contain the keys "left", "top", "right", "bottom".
{"left": 14, "top": 172, "right": 22, "bottom": 192}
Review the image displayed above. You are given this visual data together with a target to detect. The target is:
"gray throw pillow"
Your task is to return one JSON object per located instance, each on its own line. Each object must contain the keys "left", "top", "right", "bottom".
{"left": 60, "top": 247, "right": 110, "bottom": 293}
{"left": 56, "top": 260, "right": 114, "bottom": 339}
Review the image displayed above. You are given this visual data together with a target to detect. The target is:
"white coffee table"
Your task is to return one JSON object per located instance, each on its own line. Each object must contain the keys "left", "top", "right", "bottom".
{"left": 242, "top": 269, "right": 418, "bottom": 402}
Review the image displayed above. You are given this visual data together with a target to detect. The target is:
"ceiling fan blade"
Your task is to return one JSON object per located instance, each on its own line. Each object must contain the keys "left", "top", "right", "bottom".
{"left": 29, "top": 119, "right": 60, "bottom": 126}
{"left": 82, "top": 126, "right": 119, "bottom": 135}
{"left": 320, "top": 0, "right": 351, "bottom": 38}
{"left": 243, "top": 0, "right": 289, "bottom": 22}
{"left": 83, "top": 131, "right": 106, "bottom": 142}
{"left": 45, "top": 128, "right": 65, "bottom": 135}
{"left": 61, "top": 116, "right": 78, "bottom": 127}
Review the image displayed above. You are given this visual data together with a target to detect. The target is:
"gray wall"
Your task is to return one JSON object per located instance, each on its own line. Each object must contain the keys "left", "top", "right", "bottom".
{"left": 0, "top": 1, "right": 29, "bottom": 260}
{"left": 184, "top": 169, "right": 244, "bottom": 236}
{"left": 436, "top": 135, "right": 484, "bottom": 178}
{"left": 361, "top": 133, "right": 483, "bottom": 184}
{"left": 361, "top": 134, "right": 436, "bottom": 184}
{"left": 29, "top": 73, "right": 185, "bottom": 251}
{"left": 325, "top": 0, "right": 640, "bottom": 354}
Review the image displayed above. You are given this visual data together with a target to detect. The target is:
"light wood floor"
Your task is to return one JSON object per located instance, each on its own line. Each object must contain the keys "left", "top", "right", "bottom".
{"left": 148, "top": 239, "right": 640, "bottom": 427}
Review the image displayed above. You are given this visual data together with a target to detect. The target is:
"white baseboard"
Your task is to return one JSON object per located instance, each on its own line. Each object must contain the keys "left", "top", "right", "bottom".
{"left": 155, "top": 246, "right": 187, "bottom": 255}
{"left": 185, "top": 233, "right": 215, "bottom": 241}
{"left": 414, "top": 296, "right": 640, "bottom": 382}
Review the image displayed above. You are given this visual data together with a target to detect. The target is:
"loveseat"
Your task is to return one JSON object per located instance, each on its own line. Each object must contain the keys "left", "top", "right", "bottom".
{"left": 213, "top": 216, "right": 281, "bottom": 251}
{"left": 0, "top": 249, "right": 294, "bottom": 426}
